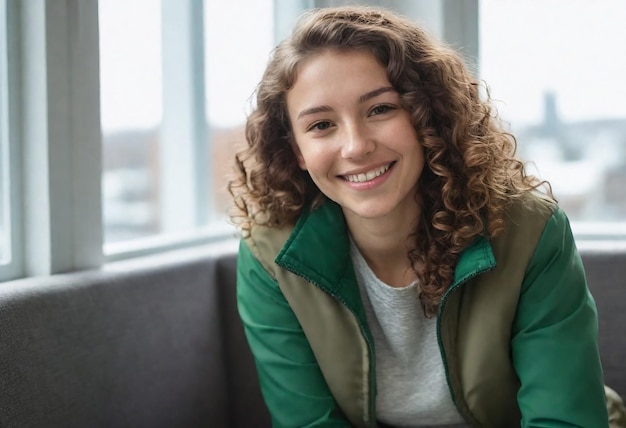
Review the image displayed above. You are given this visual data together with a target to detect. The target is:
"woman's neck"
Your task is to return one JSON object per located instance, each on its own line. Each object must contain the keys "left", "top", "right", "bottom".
{"left": 344, "top": 209, "right": 420, "bottom": 287}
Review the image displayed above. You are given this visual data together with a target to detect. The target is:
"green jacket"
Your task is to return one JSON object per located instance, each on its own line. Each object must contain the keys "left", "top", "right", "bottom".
{"left": 237, "top": 192, "right": 610, "bottom": 427}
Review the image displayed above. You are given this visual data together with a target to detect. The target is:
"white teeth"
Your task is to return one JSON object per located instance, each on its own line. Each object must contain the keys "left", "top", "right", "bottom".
{"left": 345, "top": 164, "right": 391, "bottom": 183}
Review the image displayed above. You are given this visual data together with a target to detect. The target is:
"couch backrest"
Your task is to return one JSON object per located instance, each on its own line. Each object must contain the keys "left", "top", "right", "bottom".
{"left": 0, "top": 244, "right": 623, "bottom": 428}
{"left": 0, "top": 247, "right": 251, "bottom": 428}
{"left": 581, "top": 246, "right": 626, "bottom": 398}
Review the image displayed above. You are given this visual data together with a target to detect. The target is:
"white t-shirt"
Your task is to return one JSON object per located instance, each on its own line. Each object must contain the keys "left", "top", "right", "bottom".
{"left": 350, "top": 240, "right": 467, "bottom": 428}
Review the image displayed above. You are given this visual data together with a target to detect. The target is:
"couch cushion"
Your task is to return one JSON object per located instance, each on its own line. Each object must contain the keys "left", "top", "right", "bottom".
{"left": 580, "top": 246, "right": 626, "bottom": 398}
{"left": 216, "top": 253, "right": 271, "bottom": 428}
{"left": 0, "top": 249, "right": 231, "bottom": 428}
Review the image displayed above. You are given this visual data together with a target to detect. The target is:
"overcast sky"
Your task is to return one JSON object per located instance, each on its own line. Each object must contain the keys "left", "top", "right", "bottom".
{"left": 99, "top": 0, "right": 626, "bottom": 132}
{"left": 481, "top": 0, "right": 626, "bottom": 126}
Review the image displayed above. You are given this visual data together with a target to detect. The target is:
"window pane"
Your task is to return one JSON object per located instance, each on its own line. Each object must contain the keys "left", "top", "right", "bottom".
{"left": 99, "top": 0, "right": 163, "bottom": 244}
{"left": 480, "top": 0, "right": 626, "bottom": 225}
{"left": 205, "top": 0, "right": 275, "bottom": 219}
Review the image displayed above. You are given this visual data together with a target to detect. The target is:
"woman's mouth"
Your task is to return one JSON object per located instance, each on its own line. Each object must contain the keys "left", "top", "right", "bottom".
{"left": 343, "top": 162, "right": 394, "bottom": 183}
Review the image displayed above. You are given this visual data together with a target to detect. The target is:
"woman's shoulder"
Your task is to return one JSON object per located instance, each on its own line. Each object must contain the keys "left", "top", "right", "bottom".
{"left": 242, "top": 223, "right": 296, "bottom": 276}
{"left": 507, "top": 190, "right": 558, "bottom": 224}
{"left": 489, "top": 191, "right": 560, "bottom": 264}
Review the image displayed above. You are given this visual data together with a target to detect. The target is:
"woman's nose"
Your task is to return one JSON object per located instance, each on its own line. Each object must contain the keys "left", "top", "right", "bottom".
{"left": 341, "top": 123, "right": 375, "bottom": 159}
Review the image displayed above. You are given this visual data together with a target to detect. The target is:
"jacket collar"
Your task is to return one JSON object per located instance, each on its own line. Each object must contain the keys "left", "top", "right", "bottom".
{"left": 276, "top": 201, "right": 350, "bottom": 292}
{"left": 276, "top": 199, "right": 496, "bottom": 304}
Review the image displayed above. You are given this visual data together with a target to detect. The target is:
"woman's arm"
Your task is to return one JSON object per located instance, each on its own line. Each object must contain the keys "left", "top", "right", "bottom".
{"left": 237, "top": 240, "right": 352, "bottom": 428}
{"left": 512, "top": 207, "right": 609, "bottom": 427}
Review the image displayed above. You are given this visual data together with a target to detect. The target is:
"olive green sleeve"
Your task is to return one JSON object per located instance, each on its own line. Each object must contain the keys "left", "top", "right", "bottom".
{"left": 236, "top": 240, "right": 352, "bottom": 428}
{"left": 512, "top": 207, "right": 609, "bottom": 427}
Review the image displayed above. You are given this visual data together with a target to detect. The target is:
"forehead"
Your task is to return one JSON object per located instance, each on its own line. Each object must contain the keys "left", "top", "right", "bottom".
{"left": 286, "top": 49, "right": 392, "bottom": 110}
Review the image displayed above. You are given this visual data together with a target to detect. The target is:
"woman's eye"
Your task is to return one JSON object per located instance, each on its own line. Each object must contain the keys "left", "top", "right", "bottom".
{"left": 309, "top": 121, "right": 332, "bottom": 132}
{"left": 370, "top": 105, "right": 393, "bottom": 116}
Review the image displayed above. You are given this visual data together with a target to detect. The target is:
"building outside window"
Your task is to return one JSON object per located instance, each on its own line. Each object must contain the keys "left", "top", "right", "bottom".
{"left": 480, "top": 0, "right": 626, "bottom": 236}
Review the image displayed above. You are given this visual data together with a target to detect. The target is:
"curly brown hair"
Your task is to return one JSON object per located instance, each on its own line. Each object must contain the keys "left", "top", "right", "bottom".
{"left": 229, "top": 6, "right": 550, "bottom": 317}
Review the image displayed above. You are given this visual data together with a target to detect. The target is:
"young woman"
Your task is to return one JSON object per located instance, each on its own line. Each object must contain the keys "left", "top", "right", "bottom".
{"left": 229, "top": 6, "right": 623, "bottom": 428}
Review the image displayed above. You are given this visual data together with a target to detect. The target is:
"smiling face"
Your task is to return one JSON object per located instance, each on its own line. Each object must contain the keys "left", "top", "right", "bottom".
{"left": 286, "top": 49, "right": 425, "bottom": 226}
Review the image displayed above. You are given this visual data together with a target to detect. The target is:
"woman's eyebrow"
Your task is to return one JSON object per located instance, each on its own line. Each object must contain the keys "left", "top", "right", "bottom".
{"left": 296, "top": 86, "right": 396, "bottom": 120}
{"left": 358, "top": 86, "right": 396, "bottom": 103}
{"left": 297, "top": 105, "right": 333, "bottom": 120}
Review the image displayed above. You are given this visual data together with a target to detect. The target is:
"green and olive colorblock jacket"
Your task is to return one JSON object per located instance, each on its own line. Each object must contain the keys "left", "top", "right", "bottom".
{"left": 237, "top": 192, "right": 613, "bottom": 427}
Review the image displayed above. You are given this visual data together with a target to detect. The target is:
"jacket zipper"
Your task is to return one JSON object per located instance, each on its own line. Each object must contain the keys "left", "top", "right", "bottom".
{"left": 284, "top": 267, "right": 378, "bottom": 428}
{"left": 284, "top": 262, "right": 493, "bottom": 427}
{"left": 435, "top": 265, "right": 493, "bottom": 424}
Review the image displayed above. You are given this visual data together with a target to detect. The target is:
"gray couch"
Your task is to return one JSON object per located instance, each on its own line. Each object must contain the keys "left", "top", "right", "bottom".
{"left": 0, "top": 241, "right": 624, "bottom": 427}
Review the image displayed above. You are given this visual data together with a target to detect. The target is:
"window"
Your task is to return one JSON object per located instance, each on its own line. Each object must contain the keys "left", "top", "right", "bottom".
{"left": 204, "top": 0, "right": 275, "bottom": 219}
{"left": 2, "top": 0, "right": 624, "bottom": 284}
{"left": 480, "top": 0, "right": 626, "bottom": 237}
{"left": 100, "top": 0, "right": 276, "bottom": 257}
{"left": 99, "top": 0, "right": 163, "bottom": 245}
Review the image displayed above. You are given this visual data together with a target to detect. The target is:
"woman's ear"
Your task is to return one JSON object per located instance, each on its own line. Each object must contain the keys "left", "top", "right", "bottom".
{"left": 288, "top": 133, "right": 307, "bottom": 170}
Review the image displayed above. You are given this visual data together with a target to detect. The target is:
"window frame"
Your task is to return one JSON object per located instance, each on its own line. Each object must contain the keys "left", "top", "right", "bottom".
{"left": 1, "top": 0, "right": 624, "bottom": 284}
{"left": 101, "top": 0, "right": 231, "bottom": 262}
{"left": 10, "top": 0, "right": 102, "bottom": 278}
{"left": 0, "top": 0, "right": 23, "bottom": 281}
